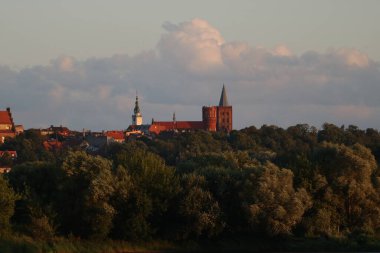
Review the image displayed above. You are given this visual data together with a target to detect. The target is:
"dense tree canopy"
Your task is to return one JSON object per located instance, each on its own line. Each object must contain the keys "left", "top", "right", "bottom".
{"left": 1, "top": 123, "right": 380, "bottom": 243}
{"left": 0, "top": 176, "right": 18, "bottom": 235}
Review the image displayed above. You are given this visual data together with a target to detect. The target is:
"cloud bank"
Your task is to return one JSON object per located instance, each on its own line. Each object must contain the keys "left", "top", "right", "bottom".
{"left": 1, "top": 18, "right": 380, "bottom": 130}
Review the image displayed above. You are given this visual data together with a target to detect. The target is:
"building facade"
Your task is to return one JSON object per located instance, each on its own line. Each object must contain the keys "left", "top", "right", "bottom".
{"left": 132, "top": 95, "right": 143, "bottom": 126}
{"left": 142, "top": 85, "right": 232, "bottom": 134}
{"left": 202, "top": 85, "right": 233, "bottom": 132}
{"left": 0, "top": 108, "right": 16, "bottom": 143}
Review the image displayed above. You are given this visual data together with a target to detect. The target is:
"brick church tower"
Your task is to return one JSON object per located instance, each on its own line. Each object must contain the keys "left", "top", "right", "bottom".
{"left": 146, "top": 85, "right": 232, "bottom": 135}
{"left": 202, "top": 106, "right": 217, "bottom": 131}
{"left": 202, "top": 85, "right": 233, "bottom": 132}
{"left": 216, "top": 85, "right": 232, "bottom": 132}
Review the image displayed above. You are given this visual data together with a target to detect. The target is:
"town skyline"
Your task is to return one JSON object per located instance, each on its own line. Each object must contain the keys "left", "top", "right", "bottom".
{"left": 1, "top": 1, "right": 380, "bottom": 131}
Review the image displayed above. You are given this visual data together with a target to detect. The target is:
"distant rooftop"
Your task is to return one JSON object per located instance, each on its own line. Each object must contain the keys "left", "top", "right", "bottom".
{"left": 0, "top": 110, "right": 12, "bottom": 125}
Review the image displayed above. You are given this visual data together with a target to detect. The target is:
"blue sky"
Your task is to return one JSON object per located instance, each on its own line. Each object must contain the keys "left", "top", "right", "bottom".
{"left": 1, "top": 0, "right": 380, "bottom": 130}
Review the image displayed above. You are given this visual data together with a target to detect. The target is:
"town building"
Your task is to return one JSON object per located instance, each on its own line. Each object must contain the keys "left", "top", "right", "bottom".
{"left": 0, "top": 167, "right": 11, "bottom": 174}
{"left": 0, "top": 150, "right": 17, "bottom": 174}
{"left": 0, "top": 108, "right": 23, "bottom": 143}
{"left": 132, "top": 94, "right": 143, "bottom": 126}
{"left": 105, "top": 130, "right": 126, "bottom": 143}
{"left": 128, "top": 85, "right": 233, "bottom": 135}
{"left": 128, "top": 93, "right": 152, "bottom": 137}
{"left": 0, "top": 150, "right": 17, "bottom": 159}
{"left": 40, "top": 125, "right": 71, "bottom": 137}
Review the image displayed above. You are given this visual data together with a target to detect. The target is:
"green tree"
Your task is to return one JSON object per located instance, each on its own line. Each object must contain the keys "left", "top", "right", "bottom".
{"left": 243, "top": 162, "right": 312, "bottom": 236}
{"left": 309, "top": 142, "right": 380, "bottom": 235}
{"left": 6, "top": 162, "right": 60, "bottom": 238}
{"left": 176, "top": 173, "right": 225, "bottom": 239}
{"left": 317, "top": 123, "right": 346, "bottom": 144}
{"left": 58, "top": 151, "right": 115, "bottom": 239}
{"left": 0, "top": 176, "right": 18, "bottom": 235}
{"left": 109, "top": 165, "right": 133, "bottom": 239}
{"left": 0, "top": 152, "right": 13, "bottom": 167}
{"left": 229, "top": 130, "right": 256, "bottom": 150}
{"left": 113, "top": 148, "right": 180, "bottom": 239}
{"left": 7, "top": 162, "right": 60, "bottom": 205}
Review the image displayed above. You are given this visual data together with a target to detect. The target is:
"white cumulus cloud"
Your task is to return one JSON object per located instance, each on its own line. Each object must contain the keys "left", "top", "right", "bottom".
{"left": 158, "top": 18, "right": 224, "bottom": 73}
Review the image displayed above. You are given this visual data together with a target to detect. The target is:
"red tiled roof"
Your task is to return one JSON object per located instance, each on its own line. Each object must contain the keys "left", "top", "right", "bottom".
{"left": 105, "top": 131, "right": 125, "bottom": 140}
{"left": 0, "top": 111, "right": 12, "bottom": 124}
{"left": 149, "top": 121, "right": 205, "bottom": 134}
{"left": 177, "top": 121, "right": 204, "bottom": 129}
{"left": 152, "top": 121, "right": 204, "bottom": 130}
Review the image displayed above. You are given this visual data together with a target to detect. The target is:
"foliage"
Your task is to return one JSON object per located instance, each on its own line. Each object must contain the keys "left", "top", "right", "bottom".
{"left": 1, "top": 123, "right": 380, "bottom": 249}
{"left": 111, "top": 147, "right": 180, "bottom": 240}
{"left": 0, "top": 176, "right": 18, "bottom": 235}
{"left": 176, "top": 173, "right": 225, "bottom": 239}
{"left": 243, "top": 162, "right": 312, "bottom": 236}
{"left": 306, "top": 143, "right": 380, "bottom": 236}
{"left": 58, "top": 151, "right": 115, "bottom": 239}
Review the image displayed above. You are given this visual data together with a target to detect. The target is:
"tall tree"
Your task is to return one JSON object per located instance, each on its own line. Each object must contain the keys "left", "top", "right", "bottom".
{"left": 0, "top": 176, "right": 18, "bottom": 235}
{"left": 176, "top": 173, "right": 225, "bottom": 239}
{"left": 243, "top": 162, "right": 312, "bottom": 236}
{"left": 58, "top": 151, "right": 115, "bottom": 239}
{"left": 309, "top": 142, "right": 380, "bottom": 235}
{"left": 113, "top": 148, "right": 180, "bottom": 239}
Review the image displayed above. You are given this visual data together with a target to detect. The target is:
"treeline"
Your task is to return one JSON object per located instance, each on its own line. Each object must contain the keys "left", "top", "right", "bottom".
{"left": 1, "top": 123, "right": 380, "bottom": 245}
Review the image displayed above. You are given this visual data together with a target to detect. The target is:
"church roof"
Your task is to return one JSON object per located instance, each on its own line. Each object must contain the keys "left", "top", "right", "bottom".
{"left": 219, "top": 85, "right": 229, "bottom": 106}
{"left": 149, "top": 121, "right": 205, "bottom": 135}
{"left": 152, "top": 121, "right": 204, "bottom": 130}
{"left": 127, "top": 124, "right": 151, "bottom": 131}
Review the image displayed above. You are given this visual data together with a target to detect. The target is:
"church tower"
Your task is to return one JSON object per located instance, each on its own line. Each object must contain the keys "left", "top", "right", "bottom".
{"left": 132, "top": 94, "right": 143, "bottom": 125}
{"left": 216, "top": 85, "right": 232, "bottom": 132}
{"left": 202, "top": 106, "right": 217, "bottom": 131}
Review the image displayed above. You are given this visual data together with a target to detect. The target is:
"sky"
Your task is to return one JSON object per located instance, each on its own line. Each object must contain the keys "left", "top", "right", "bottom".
{"left": 1, "top": 0, "right": 380, "bottom": 131}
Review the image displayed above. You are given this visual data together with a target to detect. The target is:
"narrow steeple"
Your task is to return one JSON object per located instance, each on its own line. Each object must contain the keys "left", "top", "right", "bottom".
{"left": 219, "top": 84, "right": 229, "bottom": 106}
{"left": 132, "top": 91, "right": 143, "bottom": 125}
{"left": 134, "top": 92, "right": 140, "bottom": 114}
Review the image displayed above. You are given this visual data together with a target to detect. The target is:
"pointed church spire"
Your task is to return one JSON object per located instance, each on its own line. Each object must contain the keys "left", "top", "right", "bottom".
{"left": 132, "top": 91, "right": 143, "bottom": 125}
{"left": 134, "top": 92, "right": 140, "bottom": 114}
{"left": 219, "top": 84, "right": 229, "bottom": 106}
